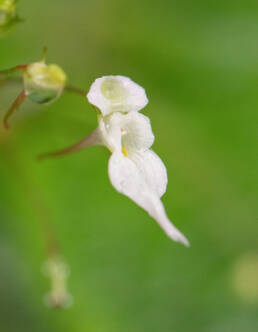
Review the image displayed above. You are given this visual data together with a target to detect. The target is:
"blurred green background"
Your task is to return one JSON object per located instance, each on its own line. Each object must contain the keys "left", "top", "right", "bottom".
{"left": 1, "top": 0, "right": 258, "bottom": 331}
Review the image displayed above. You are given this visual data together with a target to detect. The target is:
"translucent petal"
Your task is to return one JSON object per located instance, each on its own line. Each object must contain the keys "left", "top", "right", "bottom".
{"left": 108, "top": 151, "right": 189, "bottom": 246}
{"left": 87, "top": 76, "right": 148, "bottom": 116}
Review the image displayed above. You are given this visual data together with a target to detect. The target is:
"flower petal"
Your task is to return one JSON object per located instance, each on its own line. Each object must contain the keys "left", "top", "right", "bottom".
{"left": 108, "top": 150, "right": 189, "bottom": 246}
{"left": 87, "top": 76, "right": 148, "bottom": 116}
{"left": 99, "top": 111, "right": 154, "bottom": 154}
{"left": 131, "top": 149, "right": 167, "bottom": 198}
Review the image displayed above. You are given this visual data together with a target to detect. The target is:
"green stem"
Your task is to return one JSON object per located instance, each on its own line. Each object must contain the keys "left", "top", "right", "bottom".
{"left": 65, "top": 85, "right": 87, "bottom": 97}
{"left": 0, "top": 64, "right": 27, "bottom": 78}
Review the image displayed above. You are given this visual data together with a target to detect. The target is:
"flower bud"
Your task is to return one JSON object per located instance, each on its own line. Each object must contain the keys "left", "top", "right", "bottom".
{"left": 23, "top": 61, "right": 67, "bottom": 104}
{"left": 0, "top": 0, "right": 19, "bottom": 36}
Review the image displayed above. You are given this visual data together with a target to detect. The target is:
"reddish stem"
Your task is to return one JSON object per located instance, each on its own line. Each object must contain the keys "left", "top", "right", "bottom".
{"left": 3, "top": 89, "right": 27, "bottom": 129}
{"left": 38, "top": 129, "right": 101, "bottom": 160}
{"left": 0, "top": 64, "right": 27, "bottom": 77}
{"left": 16, "top": 64, "right": 28, "bottom": 72}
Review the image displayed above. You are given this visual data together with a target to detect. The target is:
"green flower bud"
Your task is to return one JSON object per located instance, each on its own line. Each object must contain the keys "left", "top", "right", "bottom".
{"left": 0, "top": 0, "right": 21, "bottom": 37}
{"left": 0, "top": 0, "right": 16, "bottom": 25}
{"left": 23, "top": 61, "right": 67, "bottom": 104}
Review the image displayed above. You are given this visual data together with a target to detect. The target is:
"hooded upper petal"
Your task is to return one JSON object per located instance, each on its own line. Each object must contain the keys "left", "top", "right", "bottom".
{"left": 108, "top": 150, "right": 189, "bottom": 246}
{"left": 87, "top": 76, "right": 148, "bottom": 116}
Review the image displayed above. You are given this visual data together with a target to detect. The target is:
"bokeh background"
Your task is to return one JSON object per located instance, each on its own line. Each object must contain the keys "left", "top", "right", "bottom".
{"left": 0, "top": 0, "right": 258, "bottom": 331}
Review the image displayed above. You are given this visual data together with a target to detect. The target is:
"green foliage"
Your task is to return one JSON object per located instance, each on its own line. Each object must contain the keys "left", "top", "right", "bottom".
{"left": 0, "top": 0, "right": 258, "bottom": 331}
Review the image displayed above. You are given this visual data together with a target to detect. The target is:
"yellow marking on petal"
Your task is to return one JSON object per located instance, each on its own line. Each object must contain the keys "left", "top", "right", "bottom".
{"left": 122, "top": 146, "right": 128, "bottom": 157}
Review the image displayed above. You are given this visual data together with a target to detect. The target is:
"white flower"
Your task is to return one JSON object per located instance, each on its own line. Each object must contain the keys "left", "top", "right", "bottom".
{"left": 40, "top": 76, "right": 189, "bottom": 246}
